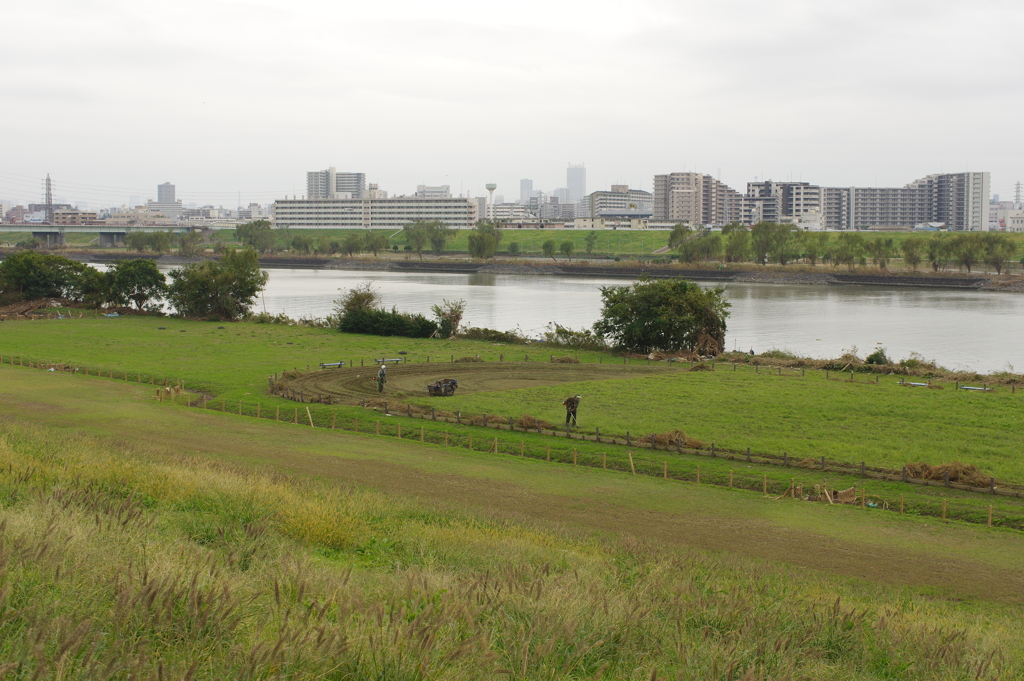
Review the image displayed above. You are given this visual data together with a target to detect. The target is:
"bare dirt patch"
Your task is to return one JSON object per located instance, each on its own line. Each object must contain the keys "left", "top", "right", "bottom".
{"left": 276, "top": 362, "right": 664, "bottom": 404}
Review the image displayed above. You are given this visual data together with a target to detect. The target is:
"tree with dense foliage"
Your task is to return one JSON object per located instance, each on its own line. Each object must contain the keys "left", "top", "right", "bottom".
{"left": 468, "top": 221, "right": 503, "bottom": 259}
{"left": 507, "top": 242, "right": 520, "bottom": 256}
{"left": 866, "top": 237, "right": 896, "bottom": 270}
{"left": 832, "top": 232, "right": 865, "bottom": 269}
{"left": 403, "top": 222, "right": 431, "bottom": 260}
{"left": 236, "top": 220, "right": 276, "bottom": 253}
{"left": 363, "top": 232, "right": 390, "bottom": 257}
{"left": 542, "top": 239, "right": 556, "bottom": 260}
{"left": 177, "top": 231, "right": 205, "bottom": 258}
{"left": 667, "top": 224, "right": 694, "bottom": 249}
{"left": 0, "top": 251, "right": 105, "bottom": 304}
{"left": 424, "top": 221, "right": 454, "bottom": 255}
{"left": 723, "top": 228, "right": 751, "bottom": 263}
{"left": 166, "top": 248, "right": 268, "bottom": 320}
{"left": 928, "top": 234, "right": 952, "bottom": 272}
{"left": 900, "top": 235, "right": 926, "bottom": 271}
{"left": 593, "top": 277, "right": 730, "bottom": 356}
{"left": 559, "top": 241, "right": 574, "bottom": 262}
{"left": 800, "top": 232, "right": 830, "bottom": 266}
{"left": 107, "top": 259, "right": 166, "bottom": 310}
{"left": 950, "top": 233, "right": 982, "bottom": 273}
{"left": 584, "top": 230, "right": 598, "bottom": 255}
{"left": 341, "top": 233, "right": 363, "bottom": 256}
{"left": 982, "top": 233, "right": 1017, "bottom": 274}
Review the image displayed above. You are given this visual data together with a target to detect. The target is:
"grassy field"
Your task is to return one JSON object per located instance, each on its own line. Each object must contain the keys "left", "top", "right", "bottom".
{"left": 1, "top": 367, "right": 1024, "bottom": 678}
{"left": 3, "top": 316, "right": 1023, "bottom": 483}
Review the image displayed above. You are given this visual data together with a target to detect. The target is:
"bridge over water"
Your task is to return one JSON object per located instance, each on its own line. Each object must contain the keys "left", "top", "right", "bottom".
{"left": 0, "top": 224, "right": 197, "bottom": 247}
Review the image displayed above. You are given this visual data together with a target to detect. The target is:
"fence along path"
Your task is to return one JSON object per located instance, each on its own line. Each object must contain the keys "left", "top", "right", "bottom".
{"left": 3, "top": 353, "right": 1021, "bottom": 531}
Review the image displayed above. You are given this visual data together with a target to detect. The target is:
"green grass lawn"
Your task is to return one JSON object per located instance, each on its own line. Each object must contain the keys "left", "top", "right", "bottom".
{"left": 3, "top": 316, "right": 1022, "bottom": 484}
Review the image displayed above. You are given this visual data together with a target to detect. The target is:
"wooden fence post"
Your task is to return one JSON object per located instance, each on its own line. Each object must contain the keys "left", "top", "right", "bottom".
{"left": 397, "top": 423, "right": 402, "bottom": 438}
{"left": 942, "top": 498, "right": 947, "bottom": 522}
{"left": 292, "top": 408, "right": 297, "bottom": 424}
{"left": 444, "top": 431, "right": 449, "bottom": 446}
{"left": 520, "top": 441, "right": 524, "bottom": 457}
{"left": 332, "top": 410, "right": 337, "bottom": 429}
{"left": 988, "top": 505, "right": 993, "bottom": 527}
{"left": 729, "top": 470, "right": 733, "bottom": 488}
{"left": 663, "top": 462, "right": 668, "bottom": 479}
{"left": 306, "top": 407, "right": 314, "bottom": 427}
{"left": 275, "top": 406, "right": 279, "bottom": 421}
{"left": 375, "top": 421, "right": 380, "bottom": 435}
{"left": 900, "top": 494, "right": 904, "bottom": 514}
{"left": 696, "top": 465, "right": 701, "bottom": 484}
{"left": 762, "top": 474, "right": 767, "bottom": 494}
{"left": 573, "top": 448, "right": 577, "bottom": 465}
{"left": 546, "top": 445, "right": 550, "bottom": 462}
{"left": 468, "top": 434, "right": 472, "bottom": 450}
{"left": 420, "top": 427, "right": 424, "bottom": 442}
{"left": 628, "top": 451, "right": 635, "bottom": 475}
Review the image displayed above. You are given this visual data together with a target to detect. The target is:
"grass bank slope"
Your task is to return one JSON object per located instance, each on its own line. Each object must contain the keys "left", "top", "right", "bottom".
{"left": 2, "top": 387, "right": 1024, "bottom": 678}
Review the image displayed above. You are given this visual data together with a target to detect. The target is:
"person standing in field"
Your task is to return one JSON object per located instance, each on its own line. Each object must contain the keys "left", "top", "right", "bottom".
{"left": 563, "top": 394, "right": 580, "bottom": 426}
{"left": 377, "top": 364, "right": 387, "bottom": 392}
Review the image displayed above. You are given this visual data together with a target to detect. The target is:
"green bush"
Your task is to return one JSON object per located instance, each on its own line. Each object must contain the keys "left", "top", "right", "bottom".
{"left": 338, "top": 307, "right": 437, "bottom": 338}
{"left": 458, "top": 327, "right": 527, "bottom": 344}
{"left": 865, "top": 347, "right": 890, "bottom": 365}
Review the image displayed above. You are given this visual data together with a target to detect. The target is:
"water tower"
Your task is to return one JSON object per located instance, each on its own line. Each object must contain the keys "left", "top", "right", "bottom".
{"left": 485, "top": 183, "right": 497, "bottom": 219}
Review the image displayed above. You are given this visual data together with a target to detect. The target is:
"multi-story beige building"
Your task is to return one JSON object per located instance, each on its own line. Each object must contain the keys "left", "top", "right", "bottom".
{"left": 272, "top": 197, "right": 478, "bottom": 229}
{"left": 581, "top": 185, "right": 653, "bottom": 218}
{"left": 306, "top": 168, "right": 367, "bottom": 199}
{"left": 653, "top": 172, "right": 742, "bottom": 226}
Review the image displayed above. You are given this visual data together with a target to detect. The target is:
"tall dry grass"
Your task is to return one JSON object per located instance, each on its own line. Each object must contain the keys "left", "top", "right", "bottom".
{"left": 0, "top": 419, "right": 1019, "bottom": 679}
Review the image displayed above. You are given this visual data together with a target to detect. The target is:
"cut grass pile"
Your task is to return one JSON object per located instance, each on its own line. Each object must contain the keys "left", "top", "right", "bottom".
{"left": 1, "top": 418, "right": 1022, "bottom": 680}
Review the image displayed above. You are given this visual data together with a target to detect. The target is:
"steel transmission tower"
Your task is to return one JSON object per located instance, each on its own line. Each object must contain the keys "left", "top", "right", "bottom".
{"left": 44, "top": 174, "right": 54, "bottom": 225}
{"left": 1015, "top": 181, "right": 1022, "bottom": 210}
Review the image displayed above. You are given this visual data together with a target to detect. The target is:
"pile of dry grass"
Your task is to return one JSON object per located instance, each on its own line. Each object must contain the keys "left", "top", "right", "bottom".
{"left": 905, "top": 462, "right": 992, "bottom": 487}
{"left": 454, "top": 356, "right": 482, "bottom": 363}
{"left": 550, "top": 355, "right": 579, "bottom": 364}
{"left": 636, "top": 429, "right": 706, "bottom": 449}
{"left": 689, "top": 363, "right": 713, "bottom": 372}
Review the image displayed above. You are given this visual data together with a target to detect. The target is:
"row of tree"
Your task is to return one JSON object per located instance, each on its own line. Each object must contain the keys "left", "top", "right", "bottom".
{"left": 672, "top": 224, "right": 1021, "bottom": 273}
{"left": 125, "top": 230, "right": 207, "bottom": 257}
{"left": 0, "top": 250, "right": 268, "bottom": 320}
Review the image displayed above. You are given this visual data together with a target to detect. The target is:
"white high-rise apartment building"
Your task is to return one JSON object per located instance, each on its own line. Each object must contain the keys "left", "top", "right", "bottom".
{"left": 306, "top": 168, "right": 367, "bottom": 199}
{"left": 567, "top": 164, "right": 586, "bottom": 203}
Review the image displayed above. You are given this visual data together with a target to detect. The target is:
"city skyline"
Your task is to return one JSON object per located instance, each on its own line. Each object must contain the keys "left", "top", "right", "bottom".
{"left": 2, "top": 0, "right": 1022, "bottom": 209}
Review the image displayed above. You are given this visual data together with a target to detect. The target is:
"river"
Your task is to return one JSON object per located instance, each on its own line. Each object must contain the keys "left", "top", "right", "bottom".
{"left": 246, "top": 269, "right": 1023, "bottom": 374}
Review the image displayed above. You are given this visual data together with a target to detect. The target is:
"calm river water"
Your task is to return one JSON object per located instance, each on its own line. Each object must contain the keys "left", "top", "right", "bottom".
{"left": 247, "top": 269, "right": 1024, "bottom": 374}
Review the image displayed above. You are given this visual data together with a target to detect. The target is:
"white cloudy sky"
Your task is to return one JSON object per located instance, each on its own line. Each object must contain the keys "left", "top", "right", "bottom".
{"left": 2, "top": 0, "right": 1022, "bottom": 207}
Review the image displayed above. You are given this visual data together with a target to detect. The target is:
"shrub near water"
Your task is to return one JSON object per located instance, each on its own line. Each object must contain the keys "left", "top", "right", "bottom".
{"left": 0, "top": 421, "right": 1020, "bottom": 680}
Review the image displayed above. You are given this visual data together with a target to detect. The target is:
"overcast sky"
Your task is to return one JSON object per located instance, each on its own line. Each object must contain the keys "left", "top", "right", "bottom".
{"left": 2, "top": 0, "right": 1022, "bottom": 208}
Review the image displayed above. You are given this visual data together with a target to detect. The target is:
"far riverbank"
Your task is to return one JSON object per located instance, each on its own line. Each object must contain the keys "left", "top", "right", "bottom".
{"left": 4, "top": 249, "right": 1023, "bottom": 292}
